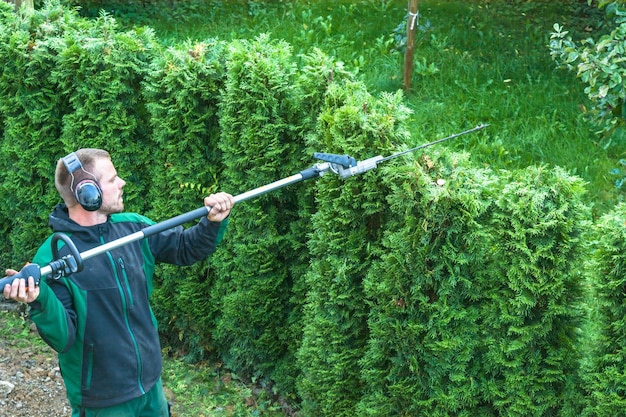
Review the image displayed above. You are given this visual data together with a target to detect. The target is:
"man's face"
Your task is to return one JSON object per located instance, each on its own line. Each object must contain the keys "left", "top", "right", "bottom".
{"left": 94, "top": 157, "right": 126, "bottom": 215}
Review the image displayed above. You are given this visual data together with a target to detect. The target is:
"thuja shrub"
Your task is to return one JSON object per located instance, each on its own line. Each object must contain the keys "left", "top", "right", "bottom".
{"left": 143, "top": 38, "right": 229, "bottom": 360}
{"left": 358, "top": 153, "right": 589, "bottom": 416}
{"left": 583, "top": 203, "right": 626, "bottom": 416}
{"left": 358, "top": 152, "right": 498, "bottom": 416}
{"left": 52, "top": 10, "right": 157, "bottom": 209}
{"left": 482, "top": 166, "right": 588, "bottom": 416}
{"left": 208, "top": 34, "right": 313, "bottom": 392}
{"left": 296, "top": 80, "right": 411, "bottom": 417}
{"left": 296, "top": 47, "right": 355, "bottom": 130}
{"left": 142, "top": 37, "right": 227, "bottom": 205}
{"left": 0, "top": 0, "right": 85, "bottom": 266}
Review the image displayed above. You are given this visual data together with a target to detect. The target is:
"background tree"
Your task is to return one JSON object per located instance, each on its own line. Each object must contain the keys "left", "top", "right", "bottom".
{"left": 549, "top": 1, "right": 626, "bottom": 141}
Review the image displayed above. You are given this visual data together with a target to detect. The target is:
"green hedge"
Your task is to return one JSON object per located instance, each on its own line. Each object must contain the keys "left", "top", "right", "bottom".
{"left": 210, "top": 34, "right": 311, "bottom": 391}
{"left": 0, "top": 2, "right": 611, "bottom": 415}
{"left": 322, "top": 150, "right": 589, "bottom": 417}
{"left": 142, "top": 37, "right": 228, "bottom": 360}
{"left": 359, "top": 154, "right": 497, "bottom": 416}
{"left": 0, "top": 0, "right": 77, "bottom": 265}
{"left": 296, "top": 81, "right": 409, "bottom": 416}
{"left": 583, "top": 203, "right": 626, "bottom": 417}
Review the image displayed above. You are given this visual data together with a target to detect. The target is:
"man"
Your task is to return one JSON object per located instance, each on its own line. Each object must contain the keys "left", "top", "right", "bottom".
{"left": 3, "top": 148, "right": 234, "bottom": 417}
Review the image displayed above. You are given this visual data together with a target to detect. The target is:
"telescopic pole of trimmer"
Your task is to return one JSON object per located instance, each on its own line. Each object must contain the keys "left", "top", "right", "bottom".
{"left": 78, "top": 164, "right": 327, "bottom": 262}
{"left": 0, "top": 162, "right": 330, "bottom": 287}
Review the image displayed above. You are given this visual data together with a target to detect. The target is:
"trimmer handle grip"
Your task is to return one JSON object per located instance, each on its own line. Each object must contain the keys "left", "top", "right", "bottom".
{"left": 0, "top": 264, "right": 41, "bottom": 288}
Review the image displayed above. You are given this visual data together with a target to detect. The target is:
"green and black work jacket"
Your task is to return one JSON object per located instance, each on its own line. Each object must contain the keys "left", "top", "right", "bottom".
{"left": 28, "top": 203, "right": 228, "bottom": 408}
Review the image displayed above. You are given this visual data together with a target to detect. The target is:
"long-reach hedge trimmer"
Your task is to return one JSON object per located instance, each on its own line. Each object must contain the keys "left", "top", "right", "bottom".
{"left": 0, "top": 123, "right": 488, "bottom": 287}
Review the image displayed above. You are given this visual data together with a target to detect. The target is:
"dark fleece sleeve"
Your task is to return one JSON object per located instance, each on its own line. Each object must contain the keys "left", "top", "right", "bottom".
{"left": 149, "top": 217, "right": 228, "bottom": 266}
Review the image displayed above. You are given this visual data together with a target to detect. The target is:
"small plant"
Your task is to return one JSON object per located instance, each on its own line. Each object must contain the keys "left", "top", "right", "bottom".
{"left": 549, "top": 7, "right": 626, "bottom": 141}
{"left": 610, "top": 158, "right": 626, "bottom": 189}
{"left": 0, "top": 311, "right": 48, "bottom": 351}
{"left": 162, "top": 357, "right": 287, "bottom": 416}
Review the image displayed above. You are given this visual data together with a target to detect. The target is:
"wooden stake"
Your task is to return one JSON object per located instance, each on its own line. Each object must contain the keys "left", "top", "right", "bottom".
{"left": 403, "top": 0, "right": 419, "bottom": 93}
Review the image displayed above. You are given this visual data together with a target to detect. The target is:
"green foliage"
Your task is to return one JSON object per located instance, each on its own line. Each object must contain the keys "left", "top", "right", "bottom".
{"left": 296, "top": 48, "right": 354, "bottom": 129}
{"left": 358, "top": 153, "right": 590, "bottom": 416}
{"left": 209, "top": 34, "right": 312, "bottom": 394}
{"left": 296, "top": 80, "right": 410, "bottom": 417}
{"left": 162, "top": 357, "right": 286, "bottom": 417}
{"left": 358, "top": 153, "right": 497, "bottom": 417}
{"left": 142, "top": 37, "right": 229, "bottom": 362}
{"left": 0, "top": 311, "right": 49, "bottom": 351}
{"left": 595, "top": 0, "right": 626, "bottom": 9}
{"left": 480, "top": 166, "right": 589, "bottom": 416}
{"left": 549, "top": 7, "right": 626, "bottom": 140}
{"left": 583, "top": 203, "right": 626, "bottom": 416}
{"left": 0, "top": 0, "right": 84, "bottom": 266}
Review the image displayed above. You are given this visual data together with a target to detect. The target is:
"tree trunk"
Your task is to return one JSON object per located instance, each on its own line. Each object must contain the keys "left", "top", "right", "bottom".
{"left": 13, "top": 0, "right": 34, "bottom": 11}
{"left": 403, "top": 0, "right": 419, "bottom": 93}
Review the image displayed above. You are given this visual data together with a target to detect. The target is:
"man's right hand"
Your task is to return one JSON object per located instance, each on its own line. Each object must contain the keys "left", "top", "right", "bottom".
{"left": 3, "top": 269, "right": 39, "bottom": 303}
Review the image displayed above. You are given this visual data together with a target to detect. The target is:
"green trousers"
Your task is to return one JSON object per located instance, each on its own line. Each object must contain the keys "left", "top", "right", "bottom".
{"left": 71, "top": 379, "right": 169, "bottom": 417}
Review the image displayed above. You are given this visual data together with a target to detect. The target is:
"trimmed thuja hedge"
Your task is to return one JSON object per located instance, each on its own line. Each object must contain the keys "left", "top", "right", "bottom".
{"left": 296, "top": 81, "right": 409, "bottom": 416}
{"left": 358, "top": 156, "right": 589, "bottom": 416}
{"left": 141, "top": 37, "right": 229, "bottom": 360}
{"left": 583, "top": 203, "right": 626, "bottom": 417}
{"left": 210, "top": 34, "right": 314, "bottom": 392}
{"left": 0, "top": 2, "right": 623, "bottom": 415}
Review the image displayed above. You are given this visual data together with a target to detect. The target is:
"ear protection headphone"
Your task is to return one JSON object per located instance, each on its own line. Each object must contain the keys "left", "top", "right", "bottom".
{"left": 62, "top": 152, "right": 103, "bottom": 212}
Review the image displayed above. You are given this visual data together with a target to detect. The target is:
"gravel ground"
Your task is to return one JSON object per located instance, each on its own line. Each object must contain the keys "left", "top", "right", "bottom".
{"left": 0, "top": 304, "right": 186, "bottom": 417}
{"left": 0, "top": 303, "right": 70, "bottom": 417}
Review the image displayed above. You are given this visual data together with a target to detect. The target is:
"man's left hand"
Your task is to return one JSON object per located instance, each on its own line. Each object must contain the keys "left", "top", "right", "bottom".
{"left": 205, "top": 192, "right": 234, "bottom": 222}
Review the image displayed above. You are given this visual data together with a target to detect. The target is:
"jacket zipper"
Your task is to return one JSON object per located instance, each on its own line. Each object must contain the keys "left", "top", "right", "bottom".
{"left": 118, "top": 258, "right": 134, "bottom": 308}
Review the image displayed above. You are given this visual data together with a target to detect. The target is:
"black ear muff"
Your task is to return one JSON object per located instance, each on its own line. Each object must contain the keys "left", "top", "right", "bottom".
{"left": 62, "top": 152, "right": 103, "bottom": 212}
{"left": 74, "top": 179, "right": 103, "bottom": 211}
